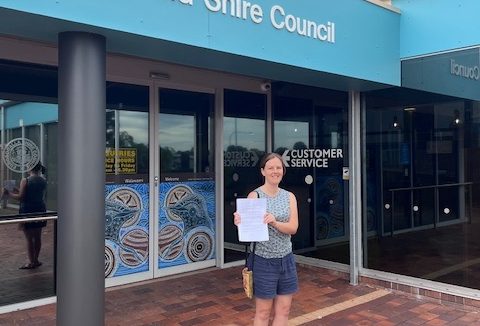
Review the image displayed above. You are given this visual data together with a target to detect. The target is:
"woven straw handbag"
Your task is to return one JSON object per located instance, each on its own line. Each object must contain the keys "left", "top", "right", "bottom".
{"left": 242, "top": 243, "right": 256, "bottom": 299}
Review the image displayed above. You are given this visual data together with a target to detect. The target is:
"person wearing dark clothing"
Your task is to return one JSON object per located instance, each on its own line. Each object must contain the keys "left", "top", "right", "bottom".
{"left": 6, "top": 162, "right": 47, "bottom": 269}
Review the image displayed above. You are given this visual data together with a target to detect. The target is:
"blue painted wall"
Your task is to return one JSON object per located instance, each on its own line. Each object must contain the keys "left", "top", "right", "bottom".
{"left": 394, "top": 0, "right": 480, "bottom": 58}
{"left": 0, "top": 0, "right": 401, "bottom": 85}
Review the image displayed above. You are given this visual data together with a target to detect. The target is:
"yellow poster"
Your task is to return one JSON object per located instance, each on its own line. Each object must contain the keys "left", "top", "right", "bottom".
{"left": 105, "top": 148, "right": 137, "bottom": 174}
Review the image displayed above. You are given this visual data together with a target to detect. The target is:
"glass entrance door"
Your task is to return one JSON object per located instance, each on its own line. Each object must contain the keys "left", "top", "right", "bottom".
{"left": 154, "top": 87, "right": 216, "bottom": 276}
{"left": 104, "top": 82, "right": 151, "bottom": 284}
{"left": 223, "top": 89, "right": 267, "bottom": 263}
{"left": 370, "top": 104, "right": 464, "bottom": 236}
{"left": 272, "top": 83, "right": 349, "bottom": 264}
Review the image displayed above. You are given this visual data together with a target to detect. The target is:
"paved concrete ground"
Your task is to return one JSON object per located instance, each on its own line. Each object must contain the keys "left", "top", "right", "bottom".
{"left": 0, "top": 222, "right": 55, "bottom": 307}
{"left": 1, "top": 264, "right": 480, "bottom": 325}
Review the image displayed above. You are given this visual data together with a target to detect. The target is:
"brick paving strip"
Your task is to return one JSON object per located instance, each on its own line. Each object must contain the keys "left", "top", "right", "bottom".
{"left": 288, "top": 289, "right": 390, "bottom": 325}
{"left": 2, "top": 266, "right": 480, "bottom": 325}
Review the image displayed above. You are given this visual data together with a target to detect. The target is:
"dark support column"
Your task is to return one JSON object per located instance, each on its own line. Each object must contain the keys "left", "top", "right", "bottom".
{"left": 57, "top": 32, "right": 106, "bottom": 326}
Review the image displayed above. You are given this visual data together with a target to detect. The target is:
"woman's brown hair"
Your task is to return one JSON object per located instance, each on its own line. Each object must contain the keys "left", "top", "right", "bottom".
{"left": 259, "top": 152, "right": 286, "bottom": 176}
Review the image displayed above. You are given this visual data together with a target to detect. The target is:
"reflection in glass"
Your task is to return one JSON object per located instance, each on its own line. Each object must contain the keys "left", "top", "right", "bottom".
{"left": 223, "top": 89, "right": 266, "bottom": 263}
{"left": 0, "top": 101, "right": 58, "bottom": 216}
{"left": 160, "top": 113, "right": 195, "bottom": 173}
{"left": 157, "top": 88, "right": 215, "bottom": 270}
{"left": 274, "top": 121, "right": 309, "bottom": 149}
{"left": 0, "top": 220, "right": 55, "bottom": 306}
{"left": 273, "top": 83, "right": 348, "bottom": 264}
{"left": 159, "top": 89, "right": 213, "bottom": 174}
{"left": 106, "top": 82, "right": 149, "bottom": 182}
{"left": 0, "top": 60, "right": 58, "bottom": 307}
{"left": 224, "top": 117, "right": 264, "bottom": 151}
{"left": 105, "top": 82, "right": 150, "bottom": 279}
{"left": 364, "top": 88, "right": 480, "bottom": 290}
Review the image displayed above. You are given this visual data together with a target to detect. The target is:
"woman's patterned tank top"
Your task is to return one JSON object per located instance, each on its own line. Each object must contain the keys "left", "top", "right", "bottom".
{"left": 254, "top": 187, "right": 292, "bottom": 259}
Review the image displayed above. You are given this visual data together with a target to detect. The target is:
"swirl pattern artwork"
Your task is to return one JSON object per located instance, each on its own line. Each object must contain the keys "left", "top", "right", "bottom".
{"left": 105, "top": 243, "right": 116, "bottom": 278}
{"left": 107, "top": 187, "right": 143, "bottom": 227}
{"left": 184, "top": 227, "right": 214, "bottom": 262}
{"left": 104, "top": 184, "right": 149, "bottom": 278}
{"left": 120, "top": 229, "right": 149, "bottom": 267}
{"left": 159, "top": 181, "right": 216, "bottom": 268}
{"left": 158, "top": 224, "right": 184, "bottom": 261}
{"left": 165, "top": 185, "right": 193, "bottom": 222}
{"left": 316, "top": 176, "right": 345, "bottom": 240}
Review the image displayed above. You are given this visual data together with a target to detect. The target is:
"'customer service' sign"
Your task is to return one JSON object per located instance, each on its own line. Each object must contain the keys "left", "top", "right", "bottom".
{"left": 282, "top": 149, "right": 343, "bottom": 168}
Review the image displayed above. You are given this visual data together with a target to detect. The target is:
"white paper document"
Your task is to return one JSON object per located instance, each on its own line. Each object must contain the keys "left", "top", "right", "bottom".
{"left": 236, "top": 198, "right": 269, "bottom": 242}
{"left": 3, "top": 180, "right": 15, "bottom": 192}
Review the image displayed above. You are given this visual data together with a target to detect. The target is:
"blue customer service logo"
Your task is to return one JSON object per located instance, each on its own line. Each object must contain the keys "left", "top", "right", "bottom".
{"left": 2, "top": 138, "right": 40, "bottom": 173}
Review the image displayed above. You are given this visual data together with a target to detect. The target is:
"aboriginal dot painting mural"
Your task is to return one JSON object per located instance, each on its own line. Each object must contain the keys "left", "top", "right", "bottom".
{"left": 104, "top": 183, "right": 149, "bottom": 278}
{"left": 158, "top": 181, "right": 215, "bottom": 268}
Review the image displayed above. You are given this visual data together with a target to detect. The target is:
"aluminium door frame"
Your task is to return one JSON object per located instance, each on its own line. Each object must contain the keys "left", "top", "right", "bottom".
{"left": 152, "top": 80, "right": 217, "bottom": 278}
{"left": 104, "top": 75, "right": 154, "bottom": 288}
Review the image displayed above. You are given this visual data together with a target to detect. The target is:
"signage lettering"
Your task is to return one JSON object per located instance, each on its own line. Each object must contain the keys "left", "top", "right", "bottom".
{"left": 224, "top": 150, "right": 259, "bottom": 167}
{"left": 270, "top": 5, "right": 334, "bottom": 43}
{"left": 204, "top": 0, "right": 263, "bottom": 23}
{"left": 173, "top": 0, "right": 336, "bottom": 44}
{"left": 282, "top": 149, "right": 343, "bottom": 168}
{"left": 450, "top": 59, "right": 480, "bottom": 80}
{"left": 105, "top": 148, "right": 137, "bottom": 174}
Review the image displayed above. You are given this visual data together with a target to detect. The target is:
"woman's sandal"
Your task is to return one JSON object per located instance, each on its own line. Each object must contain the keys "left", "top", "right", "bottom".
{"left": 19, "top": 263, "right": 35, "bottom": 269}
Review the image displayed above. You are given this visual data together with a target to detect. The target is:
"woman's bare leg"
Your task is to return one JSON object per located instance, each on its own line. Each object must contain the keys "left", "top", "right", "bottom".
{"left": 23, "top": 228, "right": 35, "bottom": 265}
{"left": 32, "top": 228, "right": 42, "bottom": 264}
{"left": 254, "top": 298, "right": 274, "bottom": 326}
{"left": 272, "top": 294, "right": 293, "bottom": 326}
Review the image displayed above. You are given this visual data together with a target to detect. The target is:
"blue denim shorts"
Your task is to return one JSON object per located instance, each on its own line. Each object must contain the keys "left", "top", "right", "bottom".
{"left": 251, "top": 252, "right": 298, "bottom": 299}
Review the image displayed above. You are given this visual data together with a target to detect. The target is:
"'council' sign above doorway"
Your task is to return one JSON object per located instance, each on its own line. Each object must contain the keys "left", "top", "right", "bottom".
{"left": 402, "top": 47, "right": 480, "bottom": 101}
{"left": 173, "top": 0, "right": 336, "bottom": 44}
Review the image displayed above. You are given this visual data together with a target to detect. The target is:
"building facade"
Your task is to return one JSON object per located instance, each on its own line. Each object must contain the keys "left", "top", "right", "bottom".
{"left": 1, "top": 0, "right": 480, "bottom": 317}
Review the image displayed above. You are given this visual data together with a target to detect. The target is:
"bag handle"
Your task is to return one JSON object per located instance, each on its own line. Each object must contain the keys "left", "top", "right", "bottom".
{"left": 244, "top": 242, "right": 256, "bottom": 268}
{"left": 244, "top": 190, "right": 260, "bottom": 268}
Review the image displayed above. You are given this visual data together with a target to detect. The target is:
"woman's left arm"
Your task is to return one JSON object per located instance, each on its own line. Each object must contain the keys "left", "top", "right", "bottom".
{"left": 268, "top": 192, "right": 299, "bottom": 235}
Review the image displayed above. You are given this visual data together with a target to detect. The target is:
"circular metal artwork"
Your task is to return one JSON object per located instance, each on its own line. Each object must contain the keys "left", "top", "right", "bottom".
{"left": 2, "top": 138, "right": 40, "bottom": 173}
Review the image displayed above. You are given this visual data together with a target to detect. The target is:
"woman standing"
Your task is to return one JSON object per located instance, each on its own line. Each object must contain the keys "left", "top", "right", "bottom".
{"left": 234, "top": 153, "right": 299, "bottom": 326}
{"left": 7, "top": 162, "right": 47, "bottom": 269}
